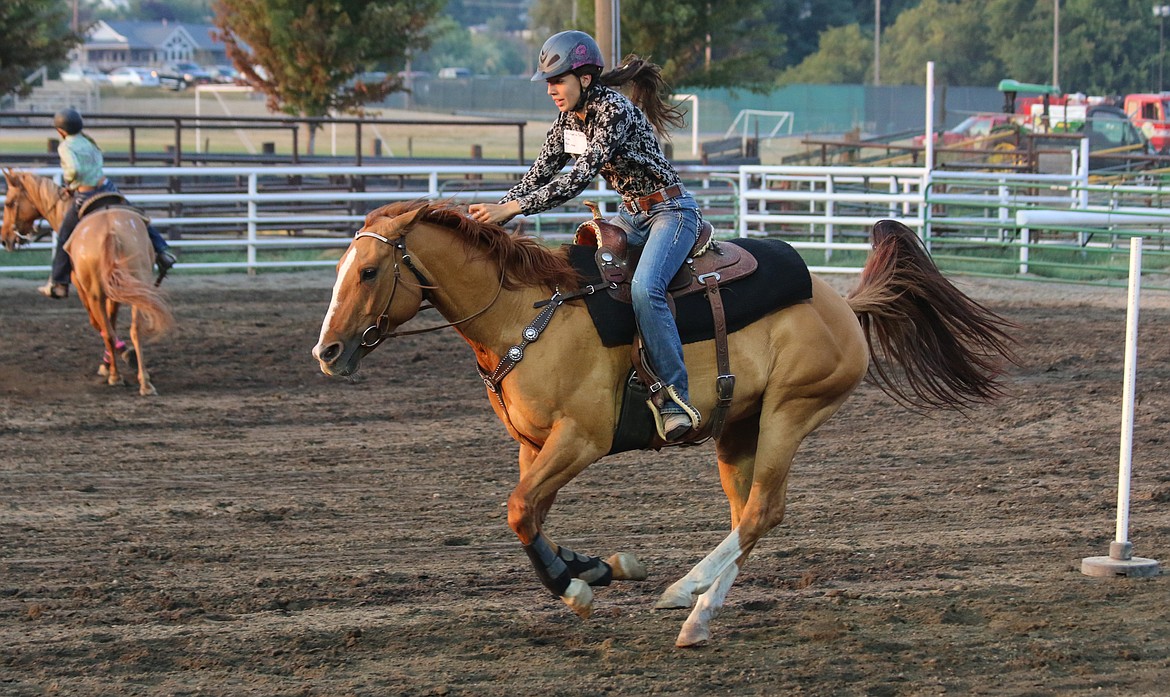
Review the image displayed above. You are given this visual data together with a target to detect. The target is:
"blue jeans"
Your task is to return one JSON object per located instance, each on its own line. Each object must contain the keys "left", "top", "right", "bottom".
{"left": 51, "top": 179, "right": 170, "bottom": 285}
{"left": 611, "top": 192, "right": 701, "bottom": 410}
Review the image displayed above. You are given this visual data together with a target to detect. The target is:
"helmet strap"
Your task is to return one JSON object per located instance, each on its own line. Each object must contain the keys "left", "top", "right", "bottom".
{"left": 571, "top": 72, "right": 595, "bottom": 113}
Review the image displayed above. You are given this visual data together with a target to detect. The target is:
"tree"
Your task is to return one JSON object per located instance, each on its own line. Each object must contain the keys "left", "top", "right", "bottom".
{"left": 1054, "top": 0, "right": 1157, "bottom": 95}
{"left": 94, "top": 0, "right": 216, "bottom": 23}
{"left": 764, "top": 0, "right": 860, "bottom": 70}
{"left": 212, "top": 0, "right": 444, "bottom": 152}
{"left": 879, "top": 0, "right": 1002, "bottom": 86}
{"left": 412, "top": 16, "right": 529, "bottom": 76}
{"left": 0, "top": 0, "right": 82, "bottom": 97}
{"left": 778, "top": 25, "right": 873, "bottom": 85}
{"left": 622, "top": 0, "right": 783, "bottom": 90}
{"left": 526, "top": 0, "right": 784, "bottom": 90}
{"left": 771, "top": 0, "right": 1164, "bottom": 94}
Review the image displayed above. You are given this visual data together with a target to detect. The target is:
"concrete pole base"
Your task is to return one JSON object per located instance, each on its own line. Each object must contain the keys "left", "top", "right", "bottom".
{"left": 1082, "top": 546, "right": 1160, "bottom": 577}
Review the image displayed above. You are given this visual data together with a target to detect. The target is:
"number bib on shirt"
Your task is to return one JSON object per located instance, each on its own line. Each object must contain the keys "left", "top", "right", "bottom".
{"left": 564, "top": 129, "right": 588, "bottom": 155}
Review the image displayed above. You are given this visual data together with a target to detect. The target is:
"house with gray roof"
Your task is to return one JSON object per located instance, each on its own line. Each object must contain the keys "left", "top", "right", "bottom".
{"left": 81, "top": 20, "right": 229, "bottom": 71}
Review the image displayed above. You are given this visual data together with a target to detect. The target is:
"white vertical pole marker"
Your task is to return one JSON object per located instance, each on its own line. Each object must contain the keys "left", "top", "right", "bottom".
{"left": 1082, "top": 237, "right": 1160, "bottom": 577}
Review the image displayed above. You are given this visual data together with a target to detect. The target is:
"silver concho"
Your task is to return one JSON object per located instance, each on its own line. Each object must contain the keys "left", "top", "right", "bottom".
{"left": 523, "top": 327, "right": 539, "bottom": 341}
{"left": 508, "top": 345, "right": 524, "bottom": 361}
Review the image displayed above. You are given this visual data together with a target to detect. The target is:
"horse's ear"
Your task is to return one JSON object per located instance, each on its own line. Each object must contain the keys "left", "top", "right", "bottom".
{"left": 406, "top": 202, "right": 429, "bottom": 228}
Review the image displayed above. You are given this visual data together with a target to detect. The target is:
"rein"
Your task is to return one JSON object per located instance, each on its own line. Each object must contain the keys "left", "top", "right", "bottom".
{"left": 354, "top": 229, "right": 505, "bottom": 348}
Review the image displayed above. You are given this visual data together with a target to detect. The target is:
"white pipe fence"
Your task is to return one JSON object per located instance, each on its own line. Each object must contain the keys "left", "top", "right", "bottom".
{"left": 3, "top": 157, "right": 1170, "bottom": 282}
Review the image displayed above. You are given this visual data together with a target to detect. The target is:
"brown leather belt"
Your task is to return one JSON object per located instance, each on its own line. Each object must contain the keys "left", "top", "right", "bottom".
{"left": 623, "top": 183, "right": 685, "bottom": 214}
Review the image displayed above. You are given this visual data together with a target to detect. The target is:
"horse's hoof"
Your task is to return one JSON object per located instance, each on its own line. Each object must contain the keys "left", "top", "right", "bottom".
{"left": 675, "top": 622, "right": 710, "bottom": 648}
{"left": 140, "top": 385, "right": 158, "bottom": 396}
{"left": 97, "top": 364, "right": 109, "bottom": 377}
{"left": 561, "top": 578, "right": 593, "bottom": 619}
{"left": 654, "top": 582, "right": 694, "bottom": 610}
{"left": 605, "top": 553, "right": 648, "bottom": 581}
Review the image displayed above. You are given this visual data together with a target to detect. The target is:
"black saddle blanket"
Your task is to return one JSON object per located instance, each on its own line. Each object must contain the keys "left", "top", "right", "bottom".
{"left": 567, "top": 237, "right": 813, "bottom": 348}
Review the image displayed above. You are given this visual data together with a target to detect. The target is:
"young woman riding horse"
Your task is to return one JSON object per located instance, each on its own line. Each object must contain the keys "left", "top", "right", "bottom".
{"left": 313, "top": 202, "right": 1015, "bottom": 647}
{"left": 469, "top": 31, "right": 700, "bottom": 443}
{"left": 39, "top": 108, "right": 176, "bottom": 299}
{"left": 2, "top": 169, "right": 174, "bottom": 395}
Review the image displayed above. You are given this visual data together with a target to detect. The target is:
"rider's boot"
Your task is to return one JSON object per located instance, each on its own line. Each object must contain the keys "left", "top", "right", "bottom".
{"left": 651, "top": 385, "right": 702, "bottom": 442}
{"left": 38, "top": 281, "right": 69, "bottom": 299}
{"left": 155, "top": 248, "right": 177, "bottom": 285}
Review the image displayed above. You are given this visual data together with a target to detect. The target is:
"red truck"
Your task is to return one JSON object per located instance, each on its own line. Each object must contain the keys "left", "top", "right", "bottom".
{"left": 1122, "top": 93, "right": 1170, "bottom": 154}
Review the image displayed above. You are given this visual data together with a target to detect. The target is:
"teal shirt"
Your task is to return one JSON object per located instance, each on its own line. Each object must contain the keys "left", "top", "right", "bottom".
{"left": 57, "top": 134, "right": 104, "bottom": 189}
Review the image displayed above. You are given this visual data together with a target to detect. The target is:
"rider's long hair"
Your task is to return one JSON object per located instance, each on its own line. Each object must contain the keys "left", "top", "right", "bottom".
{"left": 577, "top": 54, "right": 686, "bottom": 140}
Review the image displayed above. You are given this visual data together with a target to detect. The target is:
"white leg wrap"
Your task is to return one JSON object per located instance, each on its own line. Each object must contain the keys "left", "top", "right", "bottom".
{"left": 655, "top": 529, "right": 744, "bottom": 610}
{"left": 676, "top": 564, "right": 739, "bottom": 647}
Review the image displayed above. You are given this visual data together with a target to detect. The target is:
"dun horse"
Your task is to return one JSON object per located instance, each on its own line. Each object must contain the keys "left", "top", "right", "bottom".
{"left": 2, "top": 170, "right": 173, "bottom": 395}
{"left": 313, "top": 201, "right": 1015, "bottom": 647}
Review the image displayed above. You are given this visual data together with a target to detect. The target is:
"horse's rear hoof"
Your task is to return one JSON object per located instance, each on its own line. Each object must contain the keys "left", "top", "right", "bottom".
{"left": 140, "top": 384, "right": 158, "bottom": 396}
{"left": 654, "top": 583, "right": 694, "bottom": 610}
{"left": 675, "top": 623, "right": 710, "bottom": 648}
{"left": 605, "top": 553, "right": 648, "bottom": 581}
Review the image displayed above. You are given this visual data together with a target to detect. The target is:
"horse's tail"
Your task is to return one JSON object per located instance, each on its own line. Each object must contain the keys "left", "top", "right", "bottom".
{"left": 845, "top": 219, "right": 1017, "bottom": 410}
{"left": 100, "top": 231, "right": 175, "bottom": 339}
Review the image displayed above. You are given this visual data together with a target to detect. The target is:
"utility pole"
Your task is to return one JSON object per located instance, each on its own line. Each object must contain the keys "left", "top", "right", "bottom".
{"left": 873, "top": 0, "right": 881, "bottom": 86}
{"left": 1156, "top": 6, "right": 1170, "bottom": 92}
{"left": 594, "top": 0, "right": 620, "bottom": 69}
{"left": 1052, "top": 0, "right": 1060, "bottom": 88}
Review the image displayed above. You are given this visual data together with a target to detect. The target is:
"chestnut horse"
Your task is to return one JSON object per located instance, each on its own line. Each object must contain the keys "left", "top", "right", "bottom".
{"left": 2, "top": 170, "right": 173, "bottom": 395}
{"left": 313, "top": 201, "right": 1015, "bottom": 647}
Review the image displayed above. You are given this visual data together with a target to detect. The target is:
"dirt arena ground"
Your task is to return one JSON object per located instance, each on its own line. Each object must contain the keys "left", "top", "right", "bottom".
{"left": 1, "top": 268, "right": 1169, "bottom": 696}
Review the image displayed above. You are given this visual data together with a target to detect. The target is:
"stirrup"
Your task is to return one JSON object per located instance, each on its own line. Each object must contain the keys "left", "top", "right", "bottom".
{"left": 648, "top": 385, "right": 702, "bottom": 442}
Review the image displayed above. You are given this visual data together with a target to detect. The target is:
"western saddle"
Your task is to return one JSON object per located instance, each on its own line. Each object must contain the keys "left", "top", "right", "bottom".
{"left": 573, "top": 201, "right": 758, "bottom": 442}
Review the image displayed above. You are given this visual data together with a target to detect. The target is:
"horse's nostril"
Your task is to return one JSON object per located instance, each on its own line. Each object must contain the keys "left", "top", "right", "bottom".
{"left": 316, "top": 342, "right": 341, "bottom": 363}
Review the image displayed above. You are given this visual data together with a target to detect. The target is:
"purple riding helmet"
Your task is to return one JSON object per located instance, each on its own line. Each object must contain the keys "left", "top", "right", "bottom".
{"left": 531, "top": 30, "right": 604, "bottom": 81}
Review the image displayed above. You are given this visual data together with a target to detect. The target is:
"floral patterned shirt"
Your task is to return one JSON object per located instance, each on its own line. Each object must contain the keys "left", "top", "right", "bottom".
{"left": 499, "top": 84, "right": 680, "bottom": 215}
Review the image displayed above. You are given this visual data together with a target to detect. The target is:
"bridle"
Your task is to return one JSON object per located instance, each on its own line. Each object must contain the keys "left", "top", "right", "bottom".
{"left": 354, "top": 229, "right": 505, "bottom": 349}
{"left": 2, "top": 178, "right": 38, "bottom": 247}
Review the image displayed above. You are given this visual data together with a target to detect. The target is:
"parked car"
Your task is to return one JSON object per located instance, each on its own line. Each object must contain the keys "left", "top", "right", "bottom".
{"left": 914, "top": 113, "right": 1021, "bottom": 147}
{"left": 1031, "top": 105, "right": 1152, "bottom": 172}
{"left": 1081, "top": 105, "right": 1152, "bottom": 171}
{"left": 157, "top": 62, "right": 213, "bottom": 90}
{"left": 107, "top": 66, "right": 161, "bottom": 88}
{"left": 59, "top": 66, "right": 110, "bottom": 85}
{"left": 207, "top": 65, "right": 242, "bottom": 84}
{"left": 437, "top": 67, "right": 471, "bottom": 79}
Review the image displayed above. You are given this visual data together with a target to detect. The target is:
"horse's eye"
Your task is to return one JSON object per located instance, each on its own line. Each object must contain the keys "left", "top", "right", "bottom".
{"left": 360, "top": 267, "right": 378, "bottom": 282}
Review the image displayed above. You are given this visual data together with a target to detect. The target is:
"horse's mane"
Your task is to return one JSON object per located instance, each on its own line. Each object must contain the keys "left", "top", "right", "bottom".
{"left": 13, "top": 171, "right": 68, "bottom": 211}
{"left": 364, "top": 200, "right": 582, "bottom": 292}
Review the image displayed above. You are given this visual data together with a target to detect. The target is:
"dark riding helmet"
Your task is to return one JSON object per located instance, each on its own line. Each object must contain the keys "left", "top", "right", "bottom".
{"left": 53, "top": 108, "right": 84, "bottom": 135}
{"left": 531, "top": 30, "right": 604, "bottom": 82}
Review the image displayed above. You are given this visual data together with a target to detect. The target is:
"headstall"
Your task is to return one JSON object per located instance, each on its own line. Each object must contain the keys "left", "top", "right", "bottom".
{"left": 353, "top": 229, "right": 504, "bottom": 348}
